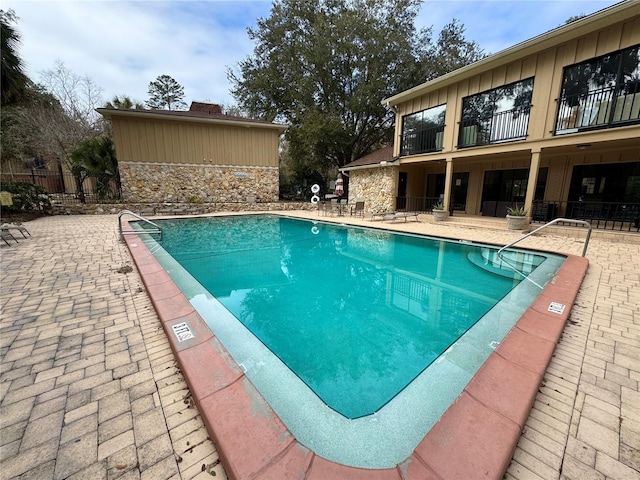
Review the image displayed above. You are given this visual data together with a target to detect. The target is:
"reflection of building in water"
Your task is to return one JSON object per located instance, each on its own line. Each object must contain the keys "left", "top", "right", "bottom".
{"left": 343, "top": 227, "right": 395, "bottom": 258}
{"left": 343, "top": 229, "right": 520, "bottom": 330}
{"left": 163, "top": 216, "right": 288, "bottom": 297}
{"left": 389, "top": 271, "right": 492, "bottom": 324}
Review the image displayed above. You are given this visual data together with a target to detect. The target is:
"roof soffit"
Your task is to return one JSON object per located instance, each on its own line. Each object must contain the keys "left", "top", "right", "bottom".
{"left": 96, "top": 108, "right": 287, "bottom": 132}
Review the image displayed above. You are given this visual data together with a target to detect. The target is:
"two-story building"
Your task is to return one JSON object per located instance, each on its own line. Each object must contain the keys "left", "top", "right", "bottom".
{"left": 343, "top": 0, "right": 640, "bottom": 232}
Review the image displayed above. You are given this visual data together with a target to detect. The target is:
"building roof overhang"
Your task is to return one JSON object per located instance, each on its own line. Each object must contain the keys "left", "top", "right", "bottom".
{"left": 96, "top": 107, "right": 288, "bottom": 132}
{"left": 382, "top": 0, "right": 640, "bottom": 108}
{"left": 340, "top": 145, "right": 400, "bottom": 171}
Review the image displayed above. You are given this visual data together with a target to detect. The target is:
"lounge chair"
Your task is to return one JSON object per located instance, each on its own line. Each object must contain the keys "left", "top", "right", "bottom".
{"left": 370, "top": 211, "right": 420, "bottom": 222}
{"left": 1, "top": 230, "right": 18, "bottom": 246}
{"left": 1, "top": 223, "right": 30, "bottom": 238}
{"left": 391, "top": 211, "right": 420, "bottom": 222}
{"left": 370, "top": 211, "right": 396, "bottom": 221}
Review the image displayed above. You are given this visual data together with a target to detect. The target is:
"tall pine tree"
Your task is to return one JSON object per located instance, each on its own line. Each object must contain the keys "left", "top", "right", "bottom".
{"left": 146, "top": 74, "right": 187, "bottom": 110}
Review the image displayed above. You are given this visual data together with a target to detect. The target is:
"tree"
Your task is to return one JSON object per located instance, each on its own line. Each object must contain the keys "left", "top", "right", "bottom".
{"left": 418, "top": 19, "right": 485, "bottom": 82}
{"left": 38, "top": 60, "right": 105, "bottom": 136}
{"left": 146, "top": 74, "right": 187, "bottom": 110}
{"left": 219, "top": 101, "right": 249, "bottom": 117}
{"left": 70, "top": 136, "right": 120, "bottom": 200}
{"left": 1, "top": 84, "right": 61, "bottom": 168}
{"left": 564, "top": 14, "right": 586, "bottom": 25}
{"left": 104, "top": 95, "right": 145, "bottom": 110}
{"left": 1, "top": 9, "right": 29, "bottom": 106}
{"left": 2, "top": 62, "right": 107, "bottom": 202}
{"left": 229, "top": 0, "right": 485, "bottom": 190}
{"left": 0, "top": 8, "right": 31, "bottom": 165}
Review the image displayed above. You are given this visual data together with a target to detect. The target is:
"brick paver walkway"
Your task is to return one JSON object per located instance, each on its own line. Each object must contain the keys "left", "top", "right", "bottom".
{"left": 1, "top": 213, "right": 638, "bottom": 479}
{"left": 1, "top": 215, "right": 225, "bottom": 480}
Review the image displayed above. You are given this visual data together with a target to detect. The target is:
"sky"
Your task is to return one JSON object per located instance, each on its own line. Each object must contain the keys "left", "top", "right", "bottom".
{"left": 3, "top": 0, "right": 622, "bottom": 109}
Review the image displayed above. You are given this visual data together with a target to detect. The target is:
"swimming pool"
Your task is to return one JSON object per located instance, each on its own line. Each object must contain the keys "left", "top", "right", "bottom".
{"left": 134, "top": 214, "right": 566, "bottom": 468}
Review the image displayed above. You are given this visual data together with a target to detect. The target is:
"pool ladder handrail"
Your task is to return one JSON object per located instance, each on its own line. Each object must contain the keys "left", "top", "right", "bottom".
{"left": 494, "top": 218, "right": 591, "bottom": 289}
{"left": 118, "top": 210, "right": 162, "bottom": 242}
{"left": 497, "top": 217, "right": 592, "bottom": 258}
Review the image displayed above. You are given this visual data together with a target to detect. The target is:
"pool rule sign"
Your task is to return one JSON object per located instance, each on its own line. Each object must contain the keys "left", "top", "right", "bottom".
{"left": 172, "top": 322, "right": 194, "bottom": 342}
{"left": 548, "top": 302, "right": 566, "bottom": 314}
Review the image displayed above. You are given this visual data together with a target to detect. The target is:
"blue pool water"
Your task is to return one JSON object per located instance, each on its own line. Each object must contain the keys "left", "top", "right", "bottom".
{"left": 137, "top": 214, "right": 564, "bottom": 467}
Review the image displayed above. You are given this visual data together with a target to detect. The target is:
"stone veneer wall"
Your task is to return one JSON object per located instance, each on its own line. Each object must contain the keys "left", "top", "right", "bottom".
{"left": 120, "top": 162, "right": 279, "bottom": 203}
{"left": 50, "top": 201, "right": 315, "bottom": 216}
{"left": 348, "top": 167, "right": 397, "bottom": 214}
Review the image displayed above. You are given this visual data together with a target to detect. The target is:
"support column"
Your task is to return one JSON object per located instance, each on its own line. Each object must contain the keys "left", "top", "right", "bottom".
{"left": 523, "top": 149, "right": 541, "bottom": 221}
{"left": 443, "top": 158, "right": 454, "bottom": 213}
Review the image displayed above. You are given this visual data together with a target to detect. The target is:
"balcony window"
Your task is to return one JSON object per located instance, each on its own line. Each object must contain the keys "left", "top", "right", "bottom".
{"left": 458, "top": 78, "right": 534, "bottom": 148}
{"left": 555, "top": 44, "right": 640, "bottom": 134}
{"left": 400, "top": 104, "right": 446, "bottom": 156}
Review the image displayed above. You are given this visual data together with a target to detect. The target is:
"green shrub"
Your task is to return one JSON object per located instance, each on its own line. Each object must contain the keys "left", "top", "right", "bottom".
{"left": 0, "top": 181, "right": 52, "bottom": 212}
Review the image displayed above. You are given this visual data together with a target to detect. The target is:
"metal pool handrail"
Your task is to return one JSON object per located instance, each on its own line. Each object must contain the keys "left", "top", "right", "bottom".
{"left": 118, "top": 210, "right": 162, "bottom": 242}
{"left": 494, "top": 218, "right": 591, "bottom": 290}
{"left": 498, "top": 217, "right": 592, "bottom": 258}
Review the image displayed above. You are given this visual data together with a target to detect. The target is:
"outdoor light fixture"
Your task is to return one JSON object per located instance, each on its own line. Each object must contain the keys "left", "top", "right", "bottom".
{"left": 577, "top": 143, "right": 592, "bottom": 149}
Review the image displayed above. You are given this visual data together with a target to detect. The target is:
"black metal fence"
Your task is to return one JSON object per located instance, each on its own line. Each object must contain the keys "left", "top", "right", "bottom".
{"left": 1, "top": 170, "right": 122, "bottom": 205}
{"left": 532, "top": 200, "right": 639, "bottom": 232}
{"left": 395, "top": 197, "right": 639, "bottom": 232}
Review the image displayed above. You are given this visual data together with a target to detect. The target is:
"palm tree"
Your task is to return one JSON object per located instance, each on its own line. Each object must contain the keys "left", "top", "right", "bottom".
{"left": 70, "top": 137, "right": 120, "bottom": 201}
{"left": 104, "top": 95, "right": 145, "bottom": 110}
{"left": 1, "top": 9, "right": 29, "bottom": 106}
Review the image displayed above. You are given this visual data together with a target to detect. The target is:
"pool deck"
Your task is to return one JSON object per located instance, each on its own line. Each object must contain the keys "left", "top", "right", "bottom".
{"left": 0, "top": 212, "right": 638, "bottom": 480}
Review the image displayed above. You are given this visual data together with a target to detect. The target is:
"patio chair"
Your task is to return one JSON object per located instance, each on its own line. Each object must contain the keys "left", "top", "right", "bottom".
{"left": 322, "top": 199, "right": 338, "bottom": 217}
{"left": 1, "top": 223, "right": 31, "bottom": 238}
{"left": 351, "top": 201, "right": 365, "bottom": 218}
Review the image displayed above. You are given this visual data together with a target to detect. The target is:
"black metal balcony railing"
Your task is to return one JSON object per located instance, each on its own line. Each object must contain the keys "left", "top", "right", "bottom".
{"left": 532, "top": 200, "right": 639, "bottom": 232}
{"left": 555, "top": 84, "right": 640, "bottom": 133}
{"left": 458, "top": 106, "right": 531, "bottom": 148}
{"left": 400, "top": 125, "right": 445, "bottom": 156}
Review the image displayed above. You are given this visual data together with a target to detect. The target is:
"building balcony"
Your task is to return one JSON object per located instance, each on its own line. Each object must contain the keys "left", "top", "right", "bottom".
{"left": 458, "top": 106, "right": 531, "bottom": 148}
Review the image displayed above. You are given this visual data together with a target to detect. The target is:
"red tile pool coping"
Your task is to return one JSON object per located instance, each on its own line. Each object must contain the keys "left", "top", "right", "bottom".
{"left": 123, "top": 223, "right": 589, "bottom": 480}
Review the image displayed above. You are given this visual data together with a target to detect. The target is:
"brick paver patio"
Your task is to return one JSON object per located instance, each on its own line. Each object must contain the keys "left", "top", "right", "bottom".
{"left": 0, "top": 213, "right": 638, "bottom": 479}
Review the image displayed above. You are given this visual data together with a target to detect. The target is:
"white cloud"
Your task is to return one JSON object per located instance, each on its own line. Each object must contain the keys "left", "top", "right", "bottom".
{"left": 417, "top": 0, "right": 619, "bottom": 55}
{"left": 5, "top": 0, "right": 272, "bottom": 107}
{"left": 4, "top": 0, "right": 620, "bottom": 109}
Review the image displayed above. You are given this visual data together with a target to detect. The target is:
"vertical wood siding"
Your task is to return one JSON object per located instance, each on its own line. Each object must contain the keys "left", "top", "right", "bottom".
{"left": 111, "top": 117, "right": 280, "bottom": 167}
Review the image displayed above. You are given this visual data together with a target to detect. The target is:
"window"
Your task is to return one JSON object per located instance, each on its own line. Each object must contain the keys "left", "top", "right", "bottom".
{"left": 480, "top": 168, "right": 529, "bottom": 216}
{"left": 555, "top": 44, "right": 640, "bottom": 134}
{"left": 459, "top": 78, "right": 534, "bottom": 147}
{"left": 400, "top": 104, "right": 446, "bottom": 156}
{"left": 569, "top": 162, "right": 640, "bottom": 202}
